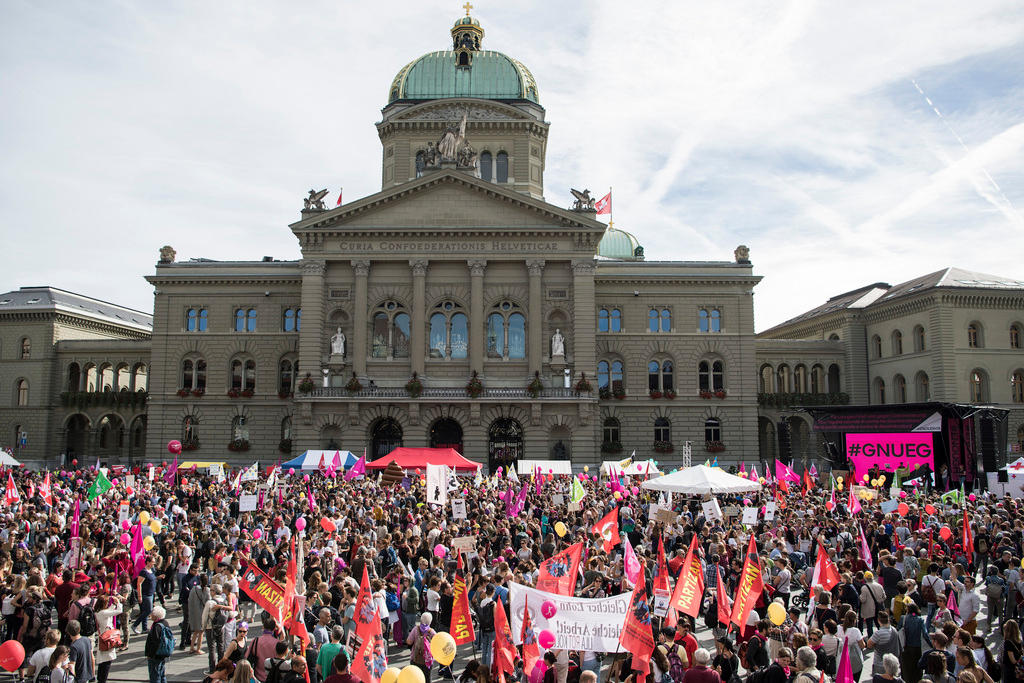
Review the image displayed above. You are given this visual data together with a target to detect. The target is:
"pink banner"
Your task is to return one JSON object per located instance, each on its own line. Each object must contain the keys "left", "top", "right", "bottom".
{"left": 845, "top": 432, "right": 934, "bottom": 474}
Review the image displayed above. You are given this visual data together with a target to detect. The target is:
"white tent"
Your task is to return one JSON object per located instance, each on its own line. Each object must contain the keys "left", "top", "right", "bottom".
{"left": 517, "top": 460, "right": 573, "bottom": 475}
{"left": 600, "top": 460, "right": 663, "bottom": 477}
{"left": 0, "top": 451, "right": 21, "bottom": 467}
{"left": 641, "top": 464, "right": 762, "bottom": 495}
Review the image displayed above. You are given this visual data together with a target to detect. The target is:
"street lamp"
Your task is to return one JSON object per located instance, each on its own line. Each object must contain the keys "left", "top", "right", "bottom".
{"left": 321, "top": 367, "right": 330, "bottom": 389}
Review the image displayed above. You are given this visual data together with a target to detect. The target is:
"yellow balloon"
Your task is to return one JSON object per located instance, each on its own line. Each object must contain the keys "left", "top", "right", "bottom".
{"left": 767, "top": 602, "right": 786, "bottom": 626}
{"left": 139, "top": 511, "right": 150, "bottom": 525}
{"left": 555, "top": 522, "right": 567, "bottom": 538}
{"left": 583, "top": 466, "right": 589, "bottom": 473}
{"left": 149, "top": 520, "right": 162, "bottom": 535}
{"left": 398, "top": 665, "right": 425, "bottom": 683}
{"left": 862, "top": 474, "right": 870, "bottom": 483}
{"left": 836, "top": 476, "right": 844, "bottom": 484}
{"left": 837, "top": 483, "right": 843, "bottom": 491}
{"left": 430, "top": 632, "right": 457, "bottom": 666}
{"left": 143, "top": 536, "right": 156, "bottom": 551}
{"left": 878, "top": 475, "right": 886, "bottom": 484}
{"left": 382, "top": 669, "right": 401, "bottom": 683}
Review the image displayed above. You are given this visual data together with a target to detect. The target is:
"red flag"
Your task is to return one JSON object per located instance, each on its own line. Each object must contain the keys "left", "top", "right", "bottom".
{"left": 729, "top": 534, "right": 764, "bottom": 629}
{"left": 847, "top": 487, "right": 862, "bottom": 515}
{"left": 653, "top": 536, "right": 670, "bottom": 594}
{"left": 492, "top": 600, "right": 516, "bottom": 678}
{"left": 669, "top": 535, "right": 704, "bottom": 619}
{"left": 537, "top": 542, "right": 583, "bottom": 595}
{"left": 520, "top": 601, "right": 540, "bottom": 677}
{"left": 4, "top": 473, "right": 19, "bottom": 505}
{"left": 39, "top": 473, "right": 54, "bottom": 507}
{"left": 963, "top": 511, "right": 973, "bottom": 561}
{"left": 281, "top": 537, "right": 298, "bottom": 625}
{"left": 619, "top": 566, "right": 654, "bottom": 675}
{"left": 352, "top": 566, "right": 388, "bottom": 683}
{"left": 592, "top": 508, "right": 620, "bottom": 553}
{"left": 450, "top": 553, "right": 475, "bottom": 644}
{"left": 335, "top": 188, "right": 343, "bottom": 207}
{"left": 715, "top": 570, "right": 732, "bottom": 627}
{"left": 595, "top": 191, "right": 611, "bottom": 215}
{"left": 811, "top": 542, "right": 840, "bottom": 592}
{"left": 803, "top": 470, "right": 814, "bottom": 496}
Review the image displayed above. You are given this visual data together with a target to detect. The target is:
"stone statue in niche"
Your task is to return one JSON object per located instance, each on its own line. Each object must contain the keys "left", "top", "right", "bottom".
{"left": 437, "top": 113, "right": 467, "bottom": 161}
{"left": 330, "top": 327, "right": 346, "bottom": 356}
{"left": 553, "top": 441, "right": 568, "bottom": 460}
{"left": 551, "top": 329, "right": 565, "bottom": 357}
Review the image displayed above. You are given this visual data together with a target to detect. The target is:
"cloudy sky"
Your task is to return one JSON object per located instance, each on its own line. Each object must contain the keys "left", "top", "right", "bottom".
{"left": 1, "top": 1, "right": 1022, "bottom": 331}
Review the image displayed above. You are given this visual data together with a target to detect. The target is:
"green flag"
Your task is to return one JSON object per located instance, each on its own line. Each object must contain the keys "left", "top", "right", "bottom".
{"left": 87, "top": 470, "right": 113, "bottom": 501}
{"left": 570, "top": 477, "right": 585, "bottom": 503}
{"left": 940, "top": 488, "right": 962, "bottom": 505}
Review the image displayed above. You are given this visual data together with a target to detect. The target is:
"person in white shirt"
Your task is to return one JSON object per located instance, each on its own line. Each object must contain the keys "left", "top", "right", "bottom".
{"left": 958, "top": 575, "right": 981, "bottom": 634}
{"left": 25, "top": 629, "right": 60, "bottom": 681}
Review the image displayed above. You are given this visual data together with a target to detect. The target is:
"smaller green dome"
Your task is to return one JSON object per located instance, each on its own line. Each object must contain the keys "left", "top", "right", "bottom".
{"left": 598, "top": 227, "right": 645, "bottom": 260}
{"left": 454, "top": 16, "right": 479, "bottom": 27}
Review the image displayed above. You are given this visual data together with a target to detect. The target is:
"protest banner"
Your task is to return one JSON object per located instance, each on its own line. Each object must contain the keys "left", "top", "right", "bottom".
{"left": 451, "top": 498, "right": 467, "bottom": 520}
{"left": 509, "top": 582, "right": 632, "bottom": 652}
{"left": 239, "top": 494, "right": 259, "bottom": 512}
{"left": 764, "top": 501, "right": 777, "bottom": 521}
{"left": 656, "top": 508, "right": 677, "bottom": 524}
{"left": 702, "top": 498, "right": 723, "bottom": 522}
{"left": 741, "top": 507, "right": 758, "bottom": 525}
{"left": 452, "top": 536, "right": 476, "bottom": 554}
{"left": 118, "top": 501, "right": 130, "bottom": 527}
{"left": 426, "top": 464, "right": 448, "bottom": 506}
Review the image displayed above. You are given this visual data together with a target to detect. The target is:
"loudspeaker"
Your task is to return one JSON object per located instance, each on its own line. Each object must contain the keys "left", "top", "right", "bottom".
{"left": 998, "top": 470, "right": 1009, "bottom": 483}
{"left": 979, "top": 416, "right": 1005, "bottom": 472}
{"left": 777, "top": 420, "right": 792, "bottom": 464}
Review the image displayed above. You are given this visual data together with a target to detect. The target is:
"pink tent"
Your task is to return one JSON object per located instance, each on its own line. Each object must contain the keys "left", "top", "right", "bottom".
{"left": 365, "top": 447, "right": 481, "bottom": 472}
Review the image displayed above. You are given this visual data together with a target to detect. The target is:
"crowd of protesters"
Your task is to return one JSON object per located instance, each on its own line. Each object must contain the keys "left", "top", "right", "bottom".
{"left": 0, "top": 458, "right": 1020, "bottom": 683}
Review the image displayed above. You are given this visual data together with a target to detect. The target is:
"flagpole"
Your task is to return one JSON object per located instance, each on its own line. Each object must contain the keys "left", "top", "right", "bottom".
{"left": 608, "top": 185, "right": 613, "bottom": 228}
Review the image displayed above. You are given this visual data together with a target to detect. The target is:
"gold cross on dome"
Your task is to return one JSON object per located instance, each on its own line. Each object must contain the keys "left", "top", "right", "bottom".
{"left": 463, "top": 2, "right": 473, "bottom": 16}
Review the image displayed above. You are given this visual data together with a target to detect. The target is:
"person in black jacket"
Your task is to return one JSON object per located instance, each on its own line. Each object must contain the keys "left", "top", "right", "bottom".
{"left": 764, "top": 648, "right": 794, "bottom": 683}
{"left": 145, "top": 606, "right": 173, "bottom": 683}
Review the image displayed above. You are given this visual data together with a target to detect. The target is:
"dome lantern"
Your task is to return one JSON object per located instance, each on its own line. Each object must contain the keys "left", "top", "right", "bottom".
{"left": 451, "top": 3, "right": 484, "bottom": 66}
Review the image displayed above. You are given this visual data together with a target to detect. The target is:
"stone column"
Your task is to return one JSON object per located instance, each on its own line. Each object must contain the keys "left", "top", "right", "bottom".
{"left": 571, "top": 260, "right": 596, "bottom": 381}
{"left": 526, "top": 260, "right": 545, "bottom": 374}
{"left": 352, "top": 260, "right": 370, "bottom": 377}
{"left": 468, "top": 260, "right": 487, "bottom": 374}
{"left": 299, "top": 260, "right": 326, "bottom": 380}
{"left": 410, "top": 259, "right": 428, "bottom": 376}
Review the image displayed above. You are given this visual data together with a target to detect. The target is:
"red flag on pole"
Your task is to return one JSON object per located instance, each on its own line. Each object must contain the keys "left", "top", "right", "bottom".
{"left": 669, "top": 535, "right": 704, "bottom": 619}
{"left": 492, "top": 600, "right": 517, "bottom": 678}
{"left": 335, "top": 188, "right": 343, "bottom": 207}
{"left": 729, "top": 534, "right": 764, "bottom": 629}
{"left": 595, "top": 191, "right": 611, "bottom": 215}
{"left": 619, "top": 566, "right": 655, "bottom": 675}
{"left": 715, "top": 570, "right": 732, "bottom": 627}
{"left": 653, "top": 536, "right": 671, "bottom": 594}
{"left": 962, "top": 511, "right": 973, "bottom": 562}
{"left": 5, "top": 473, "right": 20, "bottom": 505}
{"left": 536, "top": 542, "right": 583, "bottom": 595}
{"left": 352, "top": 565, "right": 387, "bottom": 683}
{"left": 592, "top": 508, "right": 620, "bottom": 553}
{"left": 450, "top": 553, "right": 475, "bottom": 644}
{"left": 520, "top": 601, "right": 540, "bottom": 678}
{"left": 811, "top": 542, "right": 840, "bottom": 592}
{"left": 803, "top": 469, "right": 814, "bottom": 496}
{"left": 39, "top": 472, "right": 54, "bottom": 507}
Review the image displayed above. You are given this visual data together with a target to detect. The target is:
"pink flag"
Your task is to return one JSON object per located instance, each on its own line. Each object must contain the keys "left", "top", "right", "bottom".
{"left": 858, "top": 521, "right": 873, "bottom": 567}
{"left": 750, "top": 464, "right": 759, "bottom": 481}
{"left": 809, "top": 463, "right": 818, "bottom": 478}
{"left": 331, "top": 451, "right": 343, "bottom": 470}
{"left": 739, "top": 462, "right": 746, "bottom": 475}
{"left": 344, "top": 455, "right": 366, "bottom": 481}
{"left": 163, "top": 457, "right": 178, "bottom": 484}
{"left": 70, "top": 499, "right": 80, "bottom": 538}
{"left": 848, "top": 487, "right": 862, "bottom": 515}
{"left": 306, "top": 485, "right": 316, "bottom": 513}
{"left": 535, "top": 468, "right": 542, "bottom": 496}
{"left": 623, "top": 537, "right": 641, "bottom": 586}
{"left": 947, "top": 589, "right": 959, "bottom": 616}
{"left": 775, "top": 460, "right": 800, "bottom": 483}
{"left": 836, "top": 638, "right": 853, "bottom": 683}
{"left": 129, "top": 522, "right": 146, "bottom": 577}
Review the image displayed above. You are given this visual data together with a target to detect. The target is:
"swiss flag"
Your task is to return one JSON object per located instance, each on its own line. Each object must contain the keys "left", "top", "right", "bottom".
{"left": 595, "top": 191, "right": 611, "bottom": 215}
{"left": 592, "top": 508, "right": 620, "bottom": 553}
{"left": 811, "top": 542, "right": 840, "bottom": 592}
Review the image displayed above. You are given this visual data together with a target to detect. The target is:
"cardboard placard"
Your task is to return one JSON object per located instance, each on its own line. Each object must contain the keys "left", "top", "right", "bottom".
{"left": 239, "top": 494, "right": 259, "bottom": 512}
{"left": 148, "top": 466, "right": 155, "bottom": 481}
{"left": 551, "top": 494, "right": 564, "bottom": 506}
{"left": 702, "top": 498, "right": 723, "bottom": 522}
{"left": 451, "top": 498, "right": 467, "bottom": 520}
{"left": 656, "top": 508, "right": 677, "bottom": 524}
{"left": 653, "top": 588, "right": 671, "bottom": 617}
{"left": 880, "top": 499, "right": 899, "bottom": 514}
{"left": 764, "top": 502, "right": 777, "bottom": 521}
{"left": 722, "top": 505, "right": 740, "bottom": 519}
{"left": 568, "top": 501, "right": 582, "bottom": 512}
{"left": 125, "top": 475, "right": 136, "bottom": 489}
{"left": 452, "top": 536, "right": 476, "bottom": 554}
{"left": 118, "top": 501, "right": 130, "bottom": 527}
{"left": 742, "top": 507, "right": 759, "bottom": 525}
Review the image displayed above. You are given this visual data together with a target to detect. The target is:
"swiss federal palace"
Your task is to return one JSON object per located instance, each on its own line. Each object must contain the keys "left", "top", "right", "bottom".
{"left": 2, "top": 12, "right": 1023, "bottom": 472}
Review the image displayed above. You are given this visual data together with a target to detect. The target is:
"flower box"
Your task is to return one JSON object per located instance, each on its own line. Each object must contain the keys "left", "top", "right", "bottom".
{"left": 466, "top": 372, "right": 484, "bottom": 398}
{"left": 227, "top": 438, "right": 250, "bottom": 452}
{"left": 714, "top": 390, "right": 727, "bottom": 399}
{"left": 182, "top": 439, "right": 200, "bottom": 452}
{"left": 705, "top": 440, "right": 726, "bottom": 453}
{"left": 599, "top": 387, "right": 611, "bottom": 400}
{"left": 278, "top": 391, "right": 293, "bottom": 399}
{"left": 653, "top": 440, "right": 674, "bottom": 453}
{"left": 240, "top": 389, "right": 254, "bottom": 398}
{"left": 649, "top": 390, "right": 663, "bottom": 399}
{"left": 297, "top": 375, "right": 316, "bottom": 394}
{"left": 612, "top": 388, "right": 626, "bottom": 400}
{"left": 664, "top": 389, "right": 676, "bottom": 399}
{"left": 226, "top": 388, "right": 240, "bottom": 398}
{"left": 699, "top": 390, "right": 712, "bottom": 399}
{"left": 574, "top": 374, "right": 593, "bottom": 394}
{"left": 191, "top": 389, "right": 205, "bottom": 397}
{"left": 177, "top": 389, "right": 190, "bottom": 398}
{"left": 405, "top": 372, "right": 423, "bottom": 398}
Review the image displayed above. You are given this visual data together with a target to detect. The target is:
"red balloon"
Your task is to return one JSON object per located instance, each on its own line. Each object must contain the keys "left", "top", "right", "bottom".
{"left": 320, "top": 517, "right": 337, "bottom": 533}
{"left": 825, "top": 501, "right": 835, "bottom": 511}
{"left": 167, "top": 440, "right": 182, "bottom": 455}
{"left": 939, "top": 526, "right": 952, "bottom": 541}
{"left": 71, "top": 459, "right": 78, "bottom": 466}
{"left": 897, "top": 503, "right": 910, "bottom": 516}
{"left": 924, "top": 504, "right": 937, "bottom": 515}
{"left": 0, "top": 640, "right": 25, "bottom": 672}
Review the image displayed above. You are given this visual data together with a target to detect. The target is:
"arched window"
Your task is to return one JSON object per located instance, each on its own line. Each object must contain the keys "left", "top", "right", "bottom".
{"left": 1011, "top": 324, "right": 1022, "bottom": 349}
{"left": 181, "top": 358, "right": 206, "bottom": 391}
{"left": 810, "top": 364, "right": 824, "bottom": 394}
{"left": 777, "top": 365, "right": 791, "bottom": 393}
{"left": 230, "top": 358, "right": 256, "bottom": 391}
{"left": 894, "top": 374, "right": 907, "bottom": 403}
{"left": 283, "top": 308, "right": 301, "bottom": 332}
{"left": 827, "top": 364, "right": 841, "bottom": 393}
{"left": 914, "top": 325, "right": 926, "bottom": 352}
{"left": 597, "top": 360, "right": 624, "bottom": 394}
{"left": 67, "top": 363, "right": 81, "bottom": 392}
{"left": 485, "top": 302, "right": 524, "bottom": 359}
{"left": 370, "top": 301, "right": 410, "bottom": 358}
{"left": 182, "top": 415, "right": 198, "bottom": 444}
{"left": 711, "top": 309, "right": 721, "bottom": 332}
{"left": 915, "top": 372, "right": 930, "bottom": 401}
{"left": 84, "top": 363, "right": 97, "bottom": 391}
{"left": 661, "top": 309, "right": 671, "bottom": 332}
{"left": 428, "top": 307, "right": 469, "bottom": 360}
{"left": 20, "top": 337, "right": 30, "bottom": 359}
{"left": 699, "top": 309, "right": 709, "bottom": 332}
{"left": 759, "top": 365, "right": 774, "bottom": 393}
{"left": 699, "top": 360, "right": 724, "bottom": 392}
{"left": 602, "top": 417, "right": 620, "bottom": 445}
{"left": 648, "top": 309, "right": 658, "bottom": 332}
{"left": 704, "top": 418, "right": 721, "bottom": 443}
{"left": 279, "top": 358, "right": 298, "bottom": 395}
{"left": 598, "top": 308, "right": 621, "bottom": 332}
{"left": 1011, "top": 371, "right": 1024, "bottom": 403}
{"left": 186, "top": 308, "right": 208, "bottom": 332}
{"left": 115, "top": 364, "right": 130, "bottom": 391}
{"left": 479, "top": 152, "right": 492, "bottom": 182}
{"left": 231, "top": 415, "right": 249, "bottom": 441}
{"left": 16, "top": 379, "right": 28, "bottom": 406}
{"left": 235, "top": 308, "right": 257, "bottom": 332}
{"left": 495, "top": 152, "right": 509, "bottom": 183}
{"left": 794, "top": 365, "right": 807, "bottom": 393}
{"left": 871, "top": 335, "right": 882, "bottom": 358}
{"left": 968, "top": 323, "right": 983, "bottom": 348}
{"left": 969, "top": 369, "right": 987, "bottom": 402}
{"left": 875, "top": 377, "right": 886, "bottom": 404}
{"left": 699, "top": 308, "right": 721, "bottom": 332}
{"left": 648, "top": 308, "right": 670, "bottom": 332}
{"left": 648, "top": 360, "right": 673, "bottom": 393}
{"left": 99, "top": 363, "right": 113, "bottom": 391}
{"left": 828, "top": 333, "right": 840, "bottom": 341}
{"left": 654, "top": 417, "right": 671, "bottom": 443}
{"left": 132, "top": 363, "right": 147, "bottom": 391}
{"left": 891, "top": 330, "right": 903, "bottom": 355}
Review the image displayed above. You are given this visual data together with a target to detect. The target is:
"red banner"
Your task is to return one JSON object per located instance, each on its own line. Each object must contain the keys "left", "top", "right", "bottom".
{"left": 239, "top": 560, "right": 287, "bottom": 624}
{"left": 352, "top": 566, "right": 388, "bottom": 683}
{"left": 450, "top": 553, "right": 475, "bottom": 645}
{"left": 653, "top": 536, "right": 670, "bottom": 594}
{"left": 715, "top": 571, "right": 732, "bottom": 626}
{"left": 536, "top": 542, "right": 583, "bottom": 595}
{"left": 619, "top": 566, "right": 654, "bottom": 675}
{"left": 493, "top": 600, "right": 516, "bottom": 677}
{"left": 668, "top": 535, "right": 704, "bottom": 619}
{"left": 729, "top": 535, "right": 764, "bottom": 629}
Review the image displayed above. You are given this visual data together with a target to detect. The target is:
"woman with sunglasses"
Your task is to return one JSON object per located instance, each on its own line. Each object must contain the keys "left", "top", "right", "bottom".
{"left": 222, "top": 622, "right": 249, "bottom": 666}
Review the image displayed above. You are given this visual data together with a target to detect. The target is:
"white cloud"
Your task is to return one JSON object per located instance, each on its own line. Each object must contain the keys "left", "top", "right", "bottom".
{"left": 0, "top": 0, "right": 1021, "bottom": 331}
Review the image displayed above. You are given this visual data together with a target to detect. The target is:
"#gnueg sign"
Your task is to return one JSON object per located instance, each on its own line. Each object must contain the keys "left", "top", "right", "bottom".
{"left": 845, "top": 432, "right": 934, "bottom": 473}
{"left": 509, "top": 582, "right": 632, "bottom": 652}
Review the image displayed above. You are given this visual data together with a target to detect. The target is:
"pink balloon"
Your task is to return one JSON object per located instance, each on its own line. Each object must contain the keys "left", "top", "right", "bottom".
{"left": 630, "top": 486, "right": 639, "bottom": 496}
{"left": 969, "top": 494, "right": 976, "bottom": 502}
{"left": 463, "top": 489, "right": 468, "bottom": 496}
{"left": 541, "top": 600, "right": 557, "bottom": 619}
{"left": 111, "top": 479, "right": 119, "bottom": 486}
{"left": 288, "top": 468, "right": 295, "bottom": 475}
{"left": 434, "top": 544, "right": 447, "bottom": 558}
{"left": 252, "top": 529, "right": 263, "bottom": 540}
{"left": 538, "top": 630, "right": 555, "bottom": 649}
{"left": 899, "top": 491, "right": 908, "bottom": 499}
{"left": 303, "top": 474, "right": 310, "bottom": 482}
{"left": 295, "top": 517, "right": 306, "bottom": 531}
{"left": 591, "top": 475, "right": 597, "bottom": 482}
{"left": 121, "top": 520, "right": 131, "bottom": 531}
{"left": 167, "top": 440, "right": 182, "bottom": 455}
{"left": 120, "top": 533, "right": 131, "bottom": 545}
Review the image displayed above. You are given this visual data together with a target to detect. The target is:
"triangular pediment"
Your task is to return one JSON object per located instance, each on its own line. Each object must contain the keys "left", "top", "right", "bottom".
{"left": 290, "top": 171, "right": 605, "bottom": 235}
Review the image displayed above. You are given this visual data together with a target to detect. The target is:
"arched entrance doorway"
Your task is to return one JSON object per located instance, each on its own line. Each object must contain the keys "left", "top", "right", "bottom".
{"left": 128, "top": 415, "right": 147, "bottom": 465}
{"left": 371, "top": 418, "right": 403, "bottom": 460}
{"left": 757, "top": 417, "right": 776, "bottom": 462}
{"left": 430, "top": 418, "right": 463, "bottom": 453}
{"left": 65, "top": 414, "right": 90, "bottom": 461}
{"left": 488, "top": 418, "right": 522, "bottom": 474}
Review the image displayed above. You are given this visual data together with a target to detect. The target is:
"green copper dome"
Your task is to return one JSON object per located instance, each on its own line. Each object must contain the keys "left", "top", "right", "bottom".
{"left": 388, "top": 15, "right": 539, "bottom": 104}
{"left": 598, "top": 227, "right": 645, "bottom": 260}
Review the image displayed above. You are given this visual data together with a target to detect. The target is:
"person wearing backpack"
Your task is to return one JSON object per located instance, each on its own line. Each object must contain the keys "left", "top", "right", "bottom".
{"left": 144, "top": 605, "right": 175, "bottom": 683}
{"left": 406, "top": 613, "right": 437, "bottom": 683}
{"left": 66, "top": 619, "right": 95, "bottom": 683}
